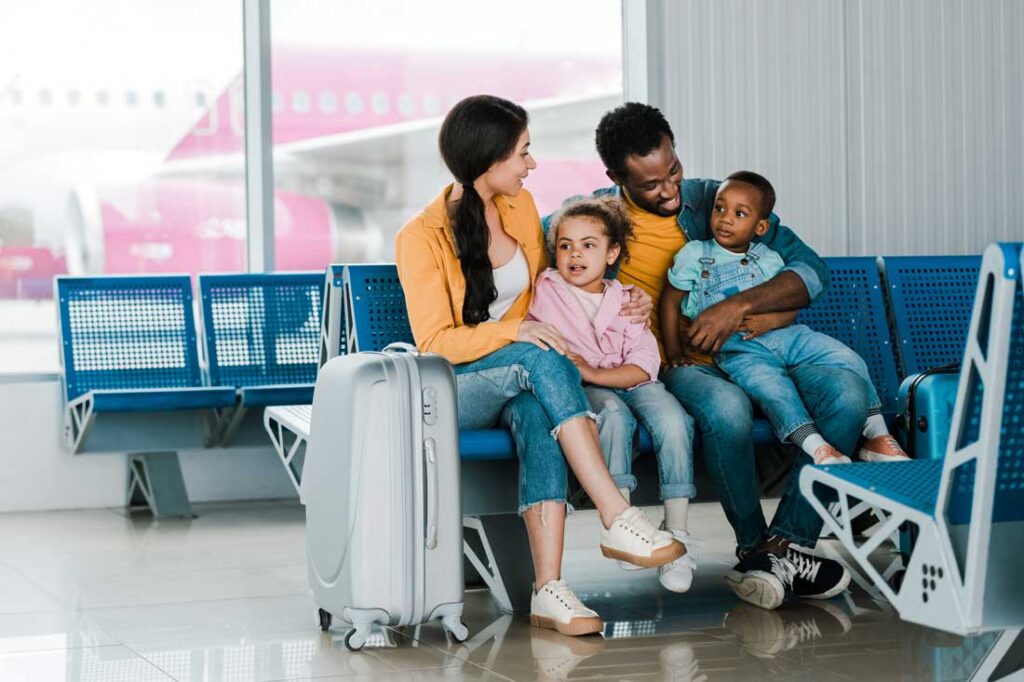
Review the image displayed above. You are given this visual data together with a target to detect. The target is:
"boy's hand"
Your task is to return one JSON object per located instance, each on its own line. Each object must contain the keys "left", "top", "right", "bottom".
{"left": 687, "top": 298, "right": 748, "bottom": 353}
{"left": 567, "top": 352, "right": 596, "bottom": 383}
{"left": 740, "top": 310, "right": 799, "bottom": 340}
{"left": 620, "top": 287, "right": 653, "bottom": 328}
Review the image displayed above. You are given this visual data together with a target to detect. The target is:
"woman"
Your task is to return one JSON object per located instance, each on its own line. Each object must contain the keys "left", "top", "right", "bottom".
{"left": 395, "top": 95, "right": 685, "bottom": 637}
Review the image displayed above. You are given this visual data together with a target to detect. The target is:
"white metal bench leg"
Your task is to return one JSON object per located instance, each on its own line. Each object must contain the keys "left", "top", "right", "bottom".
{"left": 462, "top": 515, "right": 533, "bottom": 614}
{"left": 263, "top": 412, "right": 306, "bottom": 498}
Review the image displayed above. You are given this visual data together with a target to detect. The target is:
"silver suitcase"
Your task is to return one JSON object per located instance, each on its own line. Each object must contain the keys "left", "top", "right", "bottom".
{"left": 303, "top": 344, "right": 468, "bottom": 650}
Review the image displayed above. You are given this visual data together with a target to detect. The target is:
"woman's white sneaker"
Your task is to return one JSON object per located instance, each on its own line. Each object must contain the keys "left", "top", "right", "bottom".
{"left": 658, "top": 530, "right": 698, "bottom": 593}
{"left": 530, "top": 580, "right": 604, "bottom": 637}
{"left": 599, "top": 506, "right": 685, "bottom": 568}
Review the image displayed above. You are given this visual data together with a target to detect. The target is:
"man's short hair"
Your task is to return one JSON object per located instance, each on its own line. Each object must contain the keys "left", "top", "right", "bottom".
{"left": 725, "top": 171, "right": 776, "bottom": 219}
{"left": 595, "top": 102, "right": 675, "bottom": 180}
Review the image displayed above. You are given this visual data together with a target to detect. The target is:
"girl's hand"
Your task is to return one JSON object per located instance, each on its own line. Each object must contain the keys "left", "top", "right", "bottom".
{"left": 620, "top": 286, "right": 653, "bottom": 327}
{"left": 665, "top": 355, "right": 693, "bottom": 369}
{"left": 567, "top": 352, "right": 596, "bottom": 382}
{"left": 517, "top": 321, "right": 569, "bottom": 354}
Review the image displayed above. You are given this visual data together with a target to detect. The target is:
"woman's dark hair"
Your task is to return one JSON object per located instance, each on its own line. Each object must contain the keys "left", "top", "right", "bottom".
{"left": 546, "top": 196, "right": 634, "bottom": 267}
{"left": 439, "top": 95, "right": 529, "bottom": 324}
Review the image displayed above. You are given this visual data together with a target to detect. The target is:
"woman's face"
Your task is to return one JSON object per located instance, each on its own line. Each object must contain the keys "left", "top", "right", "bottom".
{"left": 479, "top": 129, "right": 536, "bottom": 197}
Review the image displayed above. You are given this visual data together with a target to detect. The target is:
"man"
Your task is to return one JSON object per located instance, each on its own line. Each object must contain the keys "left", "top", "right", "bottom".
{"left": 581, "top": 102, "right": 860, "bottom": 610}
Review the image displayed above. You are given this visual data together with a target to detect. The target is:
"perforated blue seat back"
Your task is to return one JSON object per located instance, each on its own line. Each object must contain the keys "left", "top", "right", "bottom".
{"left": 884, "top": 255, "right": 981, "bottom": 376}
{"left": 56, "top": 276, "right": 203, "bottom": 401}
{"left": 796, "top": 257, "right": 901, "bottom": 412}
{"left": 345, "top": 264, "right": 414, "bottom": 351}
{"left": 200, "top": 273, "right": 323, "bottom": 387}
{"left": 327, "top": 265, "right": 348, "bottom": 359}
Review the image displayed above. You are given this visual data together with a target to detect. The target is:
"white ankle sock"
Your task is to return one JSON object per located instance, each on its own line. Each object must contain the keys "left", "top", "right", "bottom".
{"left": 800, "top": 433, "right": 828, "bottom": 458}
{"left": 663, "top": 498, "right": 689, "bottom": 533}
{"left": 862, "top": 413, "right": 889, "bottom": 439}
{"left": 618, "top": 487, "right": 631, "bottom": 504}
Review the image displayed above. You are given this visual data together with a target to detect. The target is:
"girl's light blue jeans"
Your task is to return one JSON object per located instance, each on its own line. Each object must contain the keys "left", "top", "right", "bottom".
{"left": 585, "top": 382, "right": 696, "bottom": 500}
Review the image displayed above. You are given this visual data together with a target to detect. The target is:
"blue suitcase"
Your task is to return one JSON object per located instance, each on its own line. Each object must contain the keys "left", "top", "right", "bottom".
{"left": 896, "top": 365, "right": 960, "bottom": 461}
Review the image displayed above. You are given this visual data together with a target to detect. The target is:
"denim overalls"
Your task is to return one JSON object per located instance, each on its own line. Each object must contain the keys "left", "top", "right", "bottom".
{"left": 692, "top": 240, "right": 882, "bottom": 442}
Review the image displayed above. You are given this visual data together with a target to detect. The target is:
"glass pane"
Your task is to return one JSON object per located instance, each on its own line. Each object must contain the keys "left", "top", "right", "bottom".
{"left": 0, "top": 1, "right": 243, "bottom": 373}
{"left": 270, "top": 0, "right": 623, "bottom": 266}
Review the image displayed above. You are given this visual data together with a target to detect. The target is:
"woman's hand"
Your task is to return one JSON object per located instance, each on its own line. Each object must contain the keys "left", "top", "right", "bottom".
{"left": 739, "top": 310, "right": 800, "bottom": 340}
{"left": 517, "top": 320, "right": 569, "bottom": 354}
{"left": 620, "top": 286, "right": 654, "bottom": 327}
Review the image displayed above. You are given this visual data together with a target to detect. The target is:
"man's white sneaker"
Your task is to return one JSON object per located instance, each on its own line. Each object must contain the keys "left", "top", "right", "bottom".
{"left": 530, "top": 580, "right": 604, "bottom": 637}
{"left": 600, "top": 506, "right": 685, "bottom": 568}
{"left": 658, "top": 529, "right": 698, "bottom": 593}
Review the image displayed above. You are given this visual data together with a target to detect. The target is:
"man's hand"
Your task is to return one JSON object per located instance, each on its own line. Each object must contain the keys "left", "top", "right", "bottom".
{"left": 687, "top": 297, "right": 748, "bottom": 353}
{"left": 567, "top": 352, "right": 596, "bottom": 383}
{"left": 620, "top": 286, "right": 653, "bottom": 328}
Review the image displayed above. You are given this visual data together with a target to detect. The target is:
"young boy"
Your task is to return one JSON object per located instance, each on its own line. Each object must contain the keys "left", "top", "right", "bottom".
{"left": 659, "top": 171, "right": 908, "bottom": 465}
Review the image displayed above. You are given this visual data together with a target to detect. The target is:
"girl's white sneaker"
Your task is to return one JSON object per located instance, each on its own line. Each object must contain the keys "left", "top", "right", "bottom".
{"left": 658, "top": 529, "right": 699, "bottom": 593}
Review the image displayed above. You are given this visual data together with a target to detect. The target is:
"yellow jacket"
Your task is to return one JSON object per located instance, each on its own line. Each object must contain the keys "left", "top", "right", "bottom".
{"left": 395, "top": 185, "right": 548, "bottom": 365}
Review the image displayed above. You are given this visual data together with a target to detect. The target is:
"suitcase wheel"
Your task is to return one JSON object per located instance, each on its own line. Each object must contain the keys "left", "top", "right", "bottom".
{"left": 317, "top": 608, "right": 332, "bottom": 632}
{"left": 443, "top": 616, "right": 469, "bottom": 643}
{"left": 344, "top": 628, "right": 366, "bottom": 652}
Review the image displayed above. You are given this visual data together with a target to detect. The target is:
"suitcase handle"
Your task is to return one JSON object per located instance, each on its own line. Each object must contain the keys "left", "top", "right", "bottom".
{"left": 424, "top": 437, "right": 439, "bottom": 549}
{"left": 384, "top": 342, "right": 420, "bottom": 355}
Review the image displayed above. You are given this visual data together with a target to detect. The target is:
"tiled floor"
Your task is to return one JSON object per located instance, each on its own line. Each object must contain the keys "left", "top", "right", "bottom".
{"left": 0, "top": 499, "right": 1013, "bottom": 681}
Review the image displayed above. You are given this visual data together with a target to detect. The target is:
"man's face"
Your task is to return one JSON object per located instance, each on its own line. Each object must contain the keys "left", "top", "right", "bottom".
{"left": 614, "top": 134, "right": 683, "bottom": 217}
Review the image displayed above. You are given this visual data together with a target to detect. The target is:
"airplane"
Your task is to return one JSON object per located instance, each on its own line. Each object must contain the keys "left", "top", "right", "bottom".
{"left": 0, "top": 46, "right": 620, "bottom": 299}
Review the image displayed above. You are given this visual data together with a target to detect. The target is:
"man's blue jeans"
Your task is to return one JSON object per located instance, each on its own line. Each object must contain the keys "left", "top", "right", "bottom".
{"left": 662, "top": 362, "right": 869, "bottom": 551}
{"left": 585, "top": 382, "right": 696, "bottom": 500}
{"left": 717, "top": 325, "right": 881, "bottom": 442}
{"left": 455, "top": 342, "right": 594, "bottom": 513}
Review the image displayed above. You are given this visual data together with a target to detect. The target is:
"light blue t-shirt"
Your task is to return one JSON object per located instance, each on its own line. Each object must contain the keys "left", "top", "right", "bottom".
{"left": 667, "top": 239, "right": 786, "bottom": 318}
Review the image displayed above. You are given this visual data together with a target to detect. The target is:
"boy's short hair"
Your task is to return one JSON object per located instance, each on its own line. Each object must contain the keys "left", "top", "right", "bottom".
{"left": 547, "top": 196, "right": 635, "bottom": 266}
{"left": 595, "top": 102, "right": 675, "bottom": 180}
{"left": 724, "top": 171, "right": 776, "bottom": 219}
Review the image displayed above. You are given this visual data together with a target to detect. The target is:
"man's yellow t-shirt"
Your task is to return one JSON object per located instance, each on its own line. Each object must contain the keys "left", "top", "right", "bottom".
{"left": 618, "top": 191, "right": 711, "bottom": 365}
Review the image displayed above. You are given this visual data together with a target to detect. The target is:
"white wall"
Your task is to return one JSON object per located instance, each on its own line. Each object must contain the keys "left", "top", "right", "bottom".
{"left": 0, "top": 377, "right": 297, "bottom": 513}
{"left": 647, "top": 0, "right": 1024, "bottom": 256}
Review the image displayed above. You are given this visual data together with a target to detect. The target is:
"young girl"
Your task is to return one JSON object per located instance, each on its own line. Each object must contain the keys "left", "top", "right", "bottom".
{"left": 528, "top": 196, "right": 698, "bottom": 593}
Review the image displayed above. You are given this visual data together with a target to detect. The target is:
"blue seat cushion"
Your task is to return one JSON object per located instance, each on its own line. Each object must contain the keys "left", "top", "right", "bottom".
{"left": 88, "top": 387, "right": 238, "bottom": 413}
{"left": 240, "top": 384, "right": 315, "bottom": 408}
{"left": 813, "top": 460, "right": 944, "bottom": 516}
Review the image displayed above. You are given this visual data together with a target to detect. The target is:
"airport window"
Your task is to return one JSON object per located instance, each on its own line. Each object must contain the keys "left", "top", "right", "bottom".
{"left": 269, "top": 0, "right": 623, "bottom": 269}
{"left": 272, "top": 91, "right": 283, "bottom": 113}
{"left": 0, "top": 1, "right": 244, "bottom": 373}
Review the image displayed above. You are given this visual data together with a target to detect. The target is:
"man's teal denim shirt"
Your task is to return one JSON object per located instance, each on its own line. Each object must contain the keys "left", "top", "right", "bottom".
{"left": 541, "top": 178, "right": 830, "bottom": 301}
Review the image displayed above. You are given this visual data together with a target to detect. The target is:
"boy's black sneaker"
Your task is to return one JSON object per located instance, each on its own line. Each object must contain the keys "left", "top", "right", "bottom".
{"left": 725, "top": 549, "right": 790, "bottom": 610}
{"left": 781, "top": 544, "right": 850, "bottom": 600}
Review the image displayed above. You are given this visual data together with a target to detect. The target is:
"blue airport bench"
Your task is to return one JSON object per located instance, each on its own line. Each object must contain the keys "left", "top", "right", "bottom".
{"left": 797, "top": 257, "right": 901, "bottom": 414}
{"left": 801, "top": 242, "right": 1024, "bottom": 636}
{"left": 56, "top": 275, "right": 238, "bottom": 517}
{"left": 885, "top": 256, "right": 983, "bottom": 460}
{"left": 198, "top": 272, "right": 324, "bottom": 444}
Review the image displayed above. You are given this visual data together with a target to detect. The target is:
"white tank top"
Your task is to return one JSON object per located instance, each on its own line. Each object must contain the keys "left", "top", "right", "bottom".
{"left": 488, "top": 245, "right": 529, "bottom": 321}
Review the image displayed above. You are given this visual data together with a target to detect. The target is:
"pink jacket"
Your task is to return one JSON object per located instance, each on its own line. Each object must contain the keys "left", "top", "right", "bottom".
{"left": 527, "top": 269, "right": 661, "bottom": 387}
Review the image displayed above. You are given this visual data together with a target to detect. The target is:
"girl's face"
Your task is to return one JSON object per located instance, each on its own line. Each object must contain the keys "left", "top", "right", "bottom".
{"left": 479, "top": 129, "right": 536, "bottom": 197}
{"left": 554, "top": 215, "right": 620, "bottom": 294}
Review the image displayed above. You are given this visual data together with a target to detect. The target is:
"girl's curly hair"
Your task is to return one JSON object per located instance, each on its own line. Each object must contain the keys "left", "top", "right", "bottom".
{"left": 546, "top": 196, "right": 635, "bottom": 266}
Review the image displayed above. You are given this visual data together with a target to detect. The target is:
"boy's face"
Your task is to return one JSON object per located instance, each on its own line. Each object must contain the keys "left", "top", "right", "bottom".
{"left": 710, "top": 181, "right": 770, "bottom": 253}
{"left": 612, "top": 134, "right": 684, "bottom": 217}
{"left": 554, "top": 216, "right": 620, "bottom": 294}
